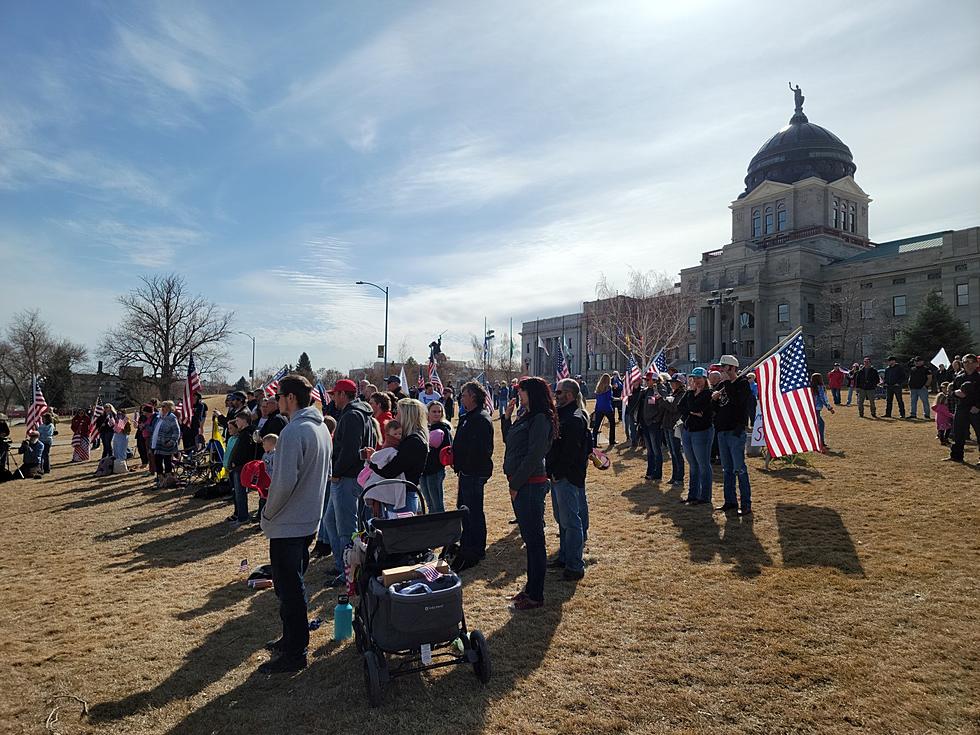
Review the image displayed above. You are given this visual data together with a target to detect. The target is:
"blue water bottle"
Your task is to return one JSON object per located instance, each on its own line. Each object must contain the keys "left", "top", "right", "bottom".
{"left": 334, "top": 594, "right": 353, "bottom": 641}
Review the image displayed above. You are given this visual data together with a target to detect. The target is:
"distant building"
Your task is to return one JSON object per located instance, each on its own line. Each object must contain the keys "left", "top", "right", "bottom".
{"left": 70, "top": 361, "right": 144, "bottom": 408}
{"left": 524, "top": 90, "right": 979, "bottom": 377}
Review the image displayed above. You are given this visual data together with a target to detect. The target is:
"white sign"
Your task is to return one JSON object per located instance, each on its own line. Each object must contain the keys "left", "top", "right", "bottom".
{"left": 751, "top": 409, "right": 766, "bottom": 447}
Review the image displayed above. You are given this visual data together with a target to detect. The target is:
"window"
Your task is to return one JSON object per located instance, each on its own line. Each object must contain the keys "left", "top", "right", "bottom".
{"left": 893, "top": 295, "right": 907, "bottom": 316}
{"left": 860, "top": 281, "right": 873, "bottom": 289}
{"left": 849, "top": 204, "right": 856, "bottom": 233}
{"left": 957, "top": 283, "right": 969, "bottom": 306}
{"left": 861, "top": 334, "right": 873, "bottom": 356}
{"left": 743, "top": 340, "right": 755, "bottom": 356}
{"left": 833, "top": 199, "right": 839, "bottom": 228}
{"left": 955, "top": 264, "right": 968, "bottom": 272}
{"left": 807, "top": 303, "right": 815, "bottom": 323}
{"left": 752, "top": 210, "right": 761, "bottom": 237}
{"left": 831, "top": 336, "right": 842, "bottom": 360}
{"left": 778, "top": 303, "right": 789, "bottom": 323}
{"left": 688, "top": 315, "right": 697, "bottom": 333}
{"left": 777, "top": 208, "right": 787, "bottom": 231}
{"left": 764, "top": 207, "right": 773, "bottom": 235}
{"left": 861, "top": 299, "right": 874, "bottom": 319}
{"left": 892, "top": 277, "right": 906, "bottom": 285}
{"left": 830, "top": 304, "right": 842, "bottom": 322}
{"left": 927, "top": 272, "right": 941, "bottom": 280}
{"left": 526, "top": 343, "right": 530, "bottom": 354}
{"left": 687, "top": 343, "right": 697, "bottom": 363}
{"left": 739, "top": 311, "right": 755, "bottom": 328}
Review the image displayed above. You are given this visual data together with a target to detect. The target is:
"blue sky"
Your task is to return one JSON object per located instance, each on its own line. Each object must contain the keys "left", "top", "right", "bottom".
{"left": 1, "top": 0, "right": 978, "bottom": 380}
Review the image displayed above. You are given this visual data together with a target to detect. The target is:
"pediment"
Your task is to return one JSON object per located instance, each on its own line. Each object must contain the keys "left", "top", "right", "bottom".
{"left": 827, "top": 175, "right": 871, "bottom": 201}
{"left": 732, "top": 180, "right": 795, "bottom": 207}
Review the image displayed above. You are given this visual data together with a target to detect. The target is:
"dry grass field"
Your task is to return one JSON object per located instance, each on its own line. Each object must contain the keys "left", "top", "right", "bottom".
{"left": 1, "top": 399, "right": 978, "bottom": 735}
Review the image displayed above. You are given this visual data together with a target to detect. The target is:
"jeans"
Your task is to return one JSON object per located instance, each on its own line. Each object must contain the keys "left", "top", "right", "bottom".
{"left": 269, "top": 534, "right": 314, "bottom": 657}
{"left": 419, "top": 469, "right": 446, "bottom": 514}
{"left": 154, "top": 453, "right": 173, "bottom": 475}
{"left": 324, "top": 477, "right": 359, "bottom": 576}
{"left": 831, "top": 388, "right": 841, "bottom": 405}
{"left": 856, "top": 389, "right": 877, "bottom": 417}
{"left": 512, "top": 481, "right": 549, "bottom": 602}
{"left": 846, "top": 385, "right": 855, "bottom": 405}
{"left": 111, "top": 433, "right": 128, "bottom": 462}
{"left": 717, "top": 429, "right": 751, "bottom": 511}
{"left": 457, "top": 475, "right": 488, "bottom": 561}
{"left": 681, "top": 428, "right": 714, "bottom": 502}
{"left": 816, "top": 411, "right": 826, "bottom": 446}
{"left": 550, "top": 479, "right": 586, "bottom": 574}
{"left": 625, "top": 410, "right": 637, "bottom": 447}
{"left": 909, "top": 388, "right": 930, "bottom": 419}
{"left": 885, "top": 386, "right": 905, "bottom": 417}
{"left": 592, "top": 410, "right": 616, "bottom": 446}
{"left": 394, "top": 490, "right": 420, "bottom": 514}
{"left": 136, "top": 435, "right": 148, "bottom": 466}
{"left": 667, "top": 433, "right": 684, "bottom": 483}
{"left": 949, "top": 407, "right": 980, "bottom": 462}
{"left": 643, "top": 424, "right": 664, "bottom": 479}
{"left": 232, "top": 469, "right": 249, "bottom": 522}
{"left": 100, "top": 429, "right": 113, "bottom": 458}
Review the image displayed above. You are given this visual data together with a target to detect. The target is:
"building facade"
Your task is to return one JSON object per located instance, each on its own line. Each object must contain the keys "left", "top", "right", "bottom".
{"left": 523, "top": 91, "right": 978, "bottom": 377}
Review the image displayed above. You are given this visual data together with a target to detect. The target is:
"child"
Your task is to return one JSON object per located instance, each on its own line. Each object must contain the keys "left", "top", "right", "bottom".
{"left": 933, "top": 392, "right": 953, "bottom": 446}
{"left": 261, "top": 434, "right": 278, "bottom": 476}
{"left": 18, "top": 431, "right": 44, "bottom": 479}
{"left": 38, "top": 413, "right": 56, "bottom": 474}
{"left": 359, "top": 420, "right": 405, "bottom": 517}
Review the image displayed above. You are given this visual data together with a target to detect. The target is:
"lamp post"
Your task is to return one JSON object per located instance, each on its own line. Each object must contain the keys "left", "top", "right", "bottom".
{"left": 706, "top": 288, "right": 739, "bottom": 356}
{"left": 356, "top": 281, "right": 389, "bottom": 376}
{"left": 237, "top": 331, "right": 256, "bottom": 389}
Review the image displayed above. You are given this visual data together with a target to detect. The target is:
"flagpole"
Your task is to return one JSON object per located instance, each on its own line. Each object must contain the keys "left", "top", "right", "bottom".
{"left": 738, "top": 326, "right": 803, "bottom": 376}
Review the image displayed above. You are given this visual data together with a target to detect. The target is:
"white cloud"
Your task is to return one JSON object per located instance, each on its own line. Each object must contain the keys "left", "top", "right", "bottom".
{"left": 60, "top": 219, "right": 204, "bottom": 268}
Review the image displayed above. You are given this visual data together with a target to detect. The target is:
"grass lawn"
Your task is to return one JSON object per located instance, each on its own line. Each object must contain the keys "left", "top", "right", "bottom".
{"left": 1, "top": 400, "right": 978, "bottom": 734}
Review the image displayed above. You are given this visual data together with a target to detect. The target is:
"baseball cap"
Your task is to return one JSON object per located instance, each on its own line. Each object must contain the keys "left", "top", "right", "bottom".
{"left": 643, "top": 370, "right": 655, "bottom": 380}
{"left": 669, "top": 373, "right": 686, "bottom": 384}
{"left": 385, "top": 375, "right": 401, "bottom": 384}
{"left": 690, "top": 367, "right": 708, "bottom": 378}
{"left": 331, "top": 379, "right": 358, "bottom": 394}
{"left": 229, "top": 391, "right": 248, "bottom": 402}
{"left": 719, "top": 354, "right": 739, "bottom": 368}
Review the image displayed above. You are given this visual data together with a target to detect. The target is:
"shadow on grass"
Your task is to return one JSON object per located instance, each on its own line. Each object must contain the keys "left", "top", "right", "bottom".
{"left": 103, "top": 522, "right": 249, "bottom": 572}
{"left": 775, "top": 503, "right": 864, "bottom": 575}
{"left": 762, "top": 465, "right": 825, "bottom": 484}
{"left": 623, "top": 480, "right": 772, "bottom": 576}
{"left": 175, "top": 579, "right": 252, "bottom": 621}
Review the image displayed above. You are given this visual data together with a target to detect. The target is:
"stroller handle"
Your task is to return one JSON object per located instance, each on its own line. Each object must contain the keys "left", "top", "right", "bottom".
{"left": 358, "top": 478, "right": 427, "bottom": 529}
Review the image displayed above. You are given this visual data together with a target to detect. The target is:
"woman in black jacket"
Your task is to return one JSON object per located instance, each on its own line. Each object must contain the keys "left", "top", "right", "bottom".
{"left": 677, "top": 368, "right": 714, "bottom": 505}
{"left": 419, "top": 401, "right": 452, "bottom": 513}
{"left": 502, "top": 377, "right": 557, "bottom": 611}
{"left": 367, "top": 398, "right": 428, "bottom": 513}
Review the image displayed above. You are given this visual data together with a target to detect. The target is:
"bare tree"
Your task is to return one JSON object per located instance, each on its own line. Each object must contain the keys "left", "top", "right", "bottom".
{"left": 469, "top": 330, "right": 519, "bottom": 384}
{"left": 587, "top": 269, "right": 696, "bottom": 369}
{"left": 817, "top": 282, "right": 896, "bottom": 364}
{"left": 99, "top": 274, "right": 234, "bottom": 399}
{"left": 0, "top": 310, "right": 86, "bottom": 411}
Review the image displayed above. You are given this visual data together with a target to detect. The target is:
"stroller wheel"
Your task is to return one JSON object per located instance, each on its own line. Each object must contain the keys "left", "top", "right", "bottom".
{"left": 353, "top": 616, "right": 366, "bottom": 654}
{"left": 363, "top": 650, "right": 384, "bottom": 707}
{"left": 470, "top": 630, "right": 492, "bottom": 684}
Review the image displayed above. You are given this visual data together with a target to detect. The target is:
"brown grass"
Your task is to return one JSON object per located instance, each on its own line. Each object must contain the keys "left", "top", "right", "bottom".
{"left": 1, "top": 401, "right": 978, "bottom": 734}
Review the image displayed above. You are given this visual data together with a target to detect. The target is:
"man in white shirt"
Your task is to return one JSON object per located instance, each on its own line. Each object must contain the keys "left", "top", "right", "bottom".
{"left": 419, "top": 382, "right": 441, "bottom": 406}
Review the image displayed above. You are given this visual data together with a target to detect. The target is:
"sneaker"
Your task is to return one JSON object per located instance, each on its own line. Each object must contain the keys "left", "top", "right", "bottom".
{"left": 450, "top": 556, "right": 479, "bottom": 573}
{"left": 739, "top": 507, "right": 752, "bottom": 516}
{"left": 510, "top": 596, "right": 544, "bottom": 611}
{"left": 547, "top": 557, "right": 566, "bottom": 569}
{"left": 311, "top": 541, "right": 332, "bottom": 559}
{"left": 265, "top": 637, "right": 284, "bottom": 653}
{"left": 507, "top": 590, "right": 529, "bottom": 602}
{"left": 562, "top": 568, "right": 585, "bottom": 581}
{"left": 714, "top": 504, "right": 738, "bottom": 512}
{"left": 258, "top": 654, "right": 307, "bottom": 674}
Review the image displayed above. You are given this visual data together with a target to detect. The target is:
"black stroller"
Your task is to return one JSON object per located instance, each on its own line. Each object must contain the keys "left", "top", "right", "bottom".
{"left": 352, "top": 479, "right": 491, "bottom": 707}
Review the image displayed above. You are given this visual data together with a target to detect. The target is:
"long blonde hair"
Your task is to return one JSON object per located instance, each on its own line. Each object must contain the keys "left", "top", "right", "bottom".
{"left": 596, "top": 373, "right": 611, "bottom": 394}
{"left": 396, "top": 399, "right": 428, "bottom": 443}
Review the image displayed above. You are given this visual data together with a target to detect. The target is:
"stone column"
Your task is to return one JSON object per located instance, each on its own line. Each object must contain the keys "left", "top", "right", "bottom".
{"left": 713, "top": 306, "right": 722, "bottom": 361}
{"left": 734, "top": 300, "right": 742, "bottom": 357}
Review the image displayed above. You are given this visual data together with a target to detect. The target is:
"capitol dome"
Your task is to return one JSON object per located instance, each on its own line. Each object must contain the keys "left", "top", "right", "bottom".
{"left": 741, "top": 88, "right": 856, "bottom": 197}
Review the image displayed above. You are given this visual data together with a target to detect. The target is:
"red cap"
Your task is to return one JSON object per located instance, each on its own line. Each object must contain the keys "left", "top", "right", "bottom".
{"left": 644, "top": 370, "right": 655, "bottom": 379}
{"left": 331, "top": 379, "right": 357, "bottom": 394}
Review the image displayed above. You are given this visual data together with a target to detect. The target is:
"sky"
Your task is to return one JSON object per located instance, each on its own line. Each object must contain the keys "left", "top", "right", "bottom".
{"left": 1, "top": 0, "right": 978, "bottom": 381}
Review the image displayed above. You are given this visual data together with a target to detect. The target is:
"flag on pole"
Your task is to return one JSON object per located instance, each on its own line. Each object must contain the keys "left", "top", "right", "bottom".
{"left": 622, "top": 355, "right": 641, "bottom": 401}
{"left": 263, "top": 366, "right": 289, "bottom": 397}
{"left": 310, "top": 382, "right": 329, "bottom": 406}
{"left": 756, "top": 332, "right": 822, "bottom": 457}
{"left": 25, "top": 376, "right": 48, "bottom": 432}
{"left": 398, "top": 364, "right": 409, "bottom": 393}
{"left": 181, "top": 354, "right": 202, "bottom": 426}
{"left": 89, "top": 394, "right": 103, "bottom": 444}
{"left": 474, "top": 372, "right": 495, "bottom": 413}
{"left": 553, "top": 342, "right": 570, "bottom": 382}
{"left": 650, "top": 347, "right": 667, "bottom": 374}
{"left": 537, "top": 336, "right": 549, "bottom": 356}
{"left": 428, "top": 359, "right": 443, "bottom": 393}
{"left": 417, "top": 365, "right": 425, "bottom": 391}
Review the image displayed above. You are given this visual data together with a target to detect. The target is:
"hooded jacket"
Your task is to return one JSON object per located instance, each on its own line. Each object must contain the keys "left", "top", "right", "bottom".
{"left": 546, "top": 401, "right": 589, "bottom": 487}
{"left": 452, "top": 408, "right": 494, "bottom": 477}
{"left": 261, "top": 406, "right": 332, "bottom": 539}
{"left": 332, "top": 399, "right": 375, "bottom": 478}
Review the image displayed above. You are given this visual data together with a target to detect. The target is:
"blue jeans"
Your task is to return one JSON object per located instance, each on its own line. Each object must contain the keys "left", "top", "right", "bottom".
{"left": 831, "top": 387, "right": 841, "bottom": 405}
{"left": 419, "top": 469, "right": 446, "bottom": 513}
{"left": 394, "top": 490, "right": 419, "bottom": 514}
{"left": 512, "top": 482, "right": 549, "bottom": 602}
{"left": 643, "top": 424, "right": 664, "bottom": 479}
{"left": 550, "top": 479, "right": 586, "bottom": 573}
{"left": 816, "top": 411, "right": 826, "bottom": 446}
{"left": 909, "top": 387, "right": 930, "bottom": 419}
{"left": 232, "top": 469, "right": 249, "bottom": 522}
{"left": 846, "top": 385, "right": 854, "bottom": 405}
{"left": 457, "top": 475, "right": 488, "bottom": 561}
{"left": 324, "top": 477, "right": 359, "bottom": 576}
{"left": 269, "top": 534, "right": 314, "bottom": 657}
{"left": 41, "top": 440, "right": 52, "bottom": 473}
{"left": 717, "top": 430, "right": 751, "bottom": 510}
{"left": 667, "top": 432, "right": 684, "bottom": 483}
{"left": 625, "top": 410, "right": 637, "bottom": 446}
{"left": 681, "top": 428, "right": 714, "bottom": 502}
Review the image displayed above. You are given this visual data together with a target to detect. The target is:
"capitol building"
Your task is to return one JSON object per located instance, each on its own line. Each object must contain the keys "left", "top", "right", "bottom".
{"left": 522, "top": 90, "right": 978, "bottom": 380}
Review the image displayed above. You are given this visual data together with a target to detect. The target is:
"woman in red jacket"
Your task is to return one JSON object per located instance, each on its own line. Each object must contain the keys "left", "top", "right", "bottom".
{"left": 70, "top": 409, "right": 91, "bottom": 463}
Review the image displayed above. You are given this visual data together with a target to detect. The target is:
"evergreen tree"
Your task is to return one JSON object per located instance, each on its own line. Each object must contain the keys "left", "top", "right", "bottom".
{"left": 296, "top": 352, "right": 315, "bottom": 382}
{"left": 891, "top": 292, "right": 975, "bottom": 361}
{"left": 234, "top": 376, "right": 250, "bottom": 391}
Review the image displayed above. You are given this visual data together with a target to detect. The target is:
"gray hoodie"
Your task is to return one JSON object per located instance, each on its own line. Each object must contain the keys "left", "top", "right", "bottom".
{"left": 261, "top": 406, "right": 332, "bottom": 539}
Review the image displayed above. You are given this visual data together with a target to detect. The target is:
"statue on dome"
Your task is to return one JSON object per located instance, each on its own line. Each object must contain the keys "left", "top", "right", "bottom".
{"left": 788, "top": 82, "right": 804, "bottom": 114}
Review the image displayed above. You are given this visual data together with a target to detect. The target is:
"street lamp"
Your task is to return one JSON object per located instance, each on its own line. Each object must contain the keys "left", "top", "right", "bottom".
{"left": 356, "top": 281, "right": 389, "bottom": 376}
{"left": 706, "top": 288, "right": 739, "bottom": 356}
{"left": 237, "top": 331, "right": 256, "bottom": 388}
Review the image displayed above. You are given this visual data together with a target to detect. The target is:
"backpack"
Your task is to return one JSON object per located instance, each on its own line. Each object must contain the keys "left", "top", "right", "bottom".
{"left": 95, "top": 455, "right": 114, "bottom": 477}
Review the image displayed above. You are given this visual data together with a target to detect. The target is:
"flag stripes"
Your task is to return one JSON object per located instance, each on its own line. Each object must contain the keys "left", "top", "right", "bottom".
{"left": 755, "top": 332, "right": 822, "bottom": 458}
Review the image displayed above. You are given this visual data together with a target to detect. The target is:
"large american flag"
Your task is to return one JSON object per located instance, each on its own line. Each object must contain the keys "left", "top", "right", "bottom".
{"left": 553, "top": 342, "right": 570, "bottom": 382}
{"left": 25, "top": 376, "right": 48, "bottom": 432}
{"left": 650, "top": 347, "right": 667, "bottom": 374}
{"left": 622, "top": 355, "right": 641, "bottom": 401}
{"left": 263, "top": 366, "right": 289, "bottom": 397}
{"left": 427, "top": 359, "right": 444, "bottom": 393}
{"left": 89, "top": 394, "right": 103, "bottom": 444}
{"left": 756, "top": 332, "right": 821, "bottom": 457}
{"left": 181, "top": 354, "right": 202, "bottom": 426}
{"left": 311, "top": 381, "right": 330, "bottom": 405}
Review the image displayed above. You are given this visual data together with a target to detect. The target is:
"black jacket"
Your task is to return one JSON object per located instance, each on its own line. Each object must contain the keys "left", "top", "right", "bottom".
{"left": 502, "top": 412, "right": 553, "bottom": 492}
{"left": 952, "top": 371, "right": 980, "bottom": 412}
{"left": 229, "top": 424, "right": 257, "bottom": 470}
{"left": 423, "top": 420, "right": 452, "bottom": 476}
{"left": 371, "top": 433, "right": 428, "bottom": 487}
{"left": 908, "top": 365, "right": 931, "bottom": 390}
{"left": 546, "top": 402, "right": 589, "bottom": 487}
{"left": 332, "top": 400, "right": 375, "bottom": 478}
{"left": 255, "top": 411, "right": 288, "bottom": 459}
{"left": 883, "top": 364, "right": 907, "bottom": 387}
{"left": 637, "top": 385, "right": 669, "bottom": 427}
{"left": 678, "top": 389, "right": 713, "bottom": 432}
{"left": 452, "top": 408, "right": 493, "bottom": 478}
{"left": 855, "top": 366, "right": 881, "bottom": 390}
{"left": 712, "top": 376, "right": 754, "bottom": 432}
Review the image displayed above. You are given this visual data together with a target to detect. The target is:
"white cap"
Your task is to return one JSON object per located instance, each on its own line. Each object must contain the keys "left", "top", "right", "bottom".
{"left": 719, "top": 354, "right": 739, "bottom": 368}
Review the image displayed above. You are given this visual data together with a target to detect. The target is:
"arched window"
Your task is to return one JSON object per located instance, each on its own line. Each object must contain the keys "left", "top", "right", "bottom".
{"left": 752, "top": 210, "right": 761, "bottom": 237}
{"left": 764, "top": 206, "right": 773, "bottom": 234}
{"left": 777, "top": 202, "right": 787, "bottom": 231}
{"left": 849, "top": 204, "right": 856, "bottom": 233}
{"left": 833, "top": 199, "right": 840, "bottom": 229}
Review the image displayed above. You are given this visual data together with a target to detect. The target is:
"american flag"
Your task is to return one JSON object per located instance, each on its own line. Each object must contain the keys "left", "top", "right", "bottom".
{"left": 263, "top": 366, "right": 289, "bottom": 397}
{"left": 181, "top": 354, "right": 202, "bottom": 426}
{"left": 25, "top": 376, "right": 48, "bottom": 432}
{"left": 553, "top": 342, "right": 570, "bottom": 382}
{"left": 474, "top": 372, "right": 495, "bottom": 413}
{"left": 622, "top": 355, "right": 641, "bottom": 401}
{"left": 89, "top": 394, "right": 103, "bottom": 444}
{"left": 428, "top": 359, "right": 443, "bottom": 393}
{"left": 311, "top": 382, "right": 330, "bottom": 405}
{"left": 417, "top": 365, "right": 425, "bottom": 391}
{"left": 651, "top": 347, "right": 667, "bottom": 374}
{"left": 756, "top": 332, "right": 822, "bottom": 458}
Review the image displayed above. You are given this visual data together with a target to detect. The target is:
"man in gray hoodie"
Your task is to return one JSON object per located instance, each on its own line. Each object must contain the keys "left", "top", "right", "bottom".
{"left": 259, "top": 374, "right": 332, "bottom": 674}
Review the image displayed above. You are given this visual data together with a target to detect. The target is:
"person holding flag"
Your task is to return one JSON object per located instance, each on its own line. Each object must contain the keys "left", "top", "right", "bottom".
{"left": 70, "top": 408, "right": 92, "bottom": 463}
{"left": 712, "top": 355, "right": 755, "bottom": 515}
